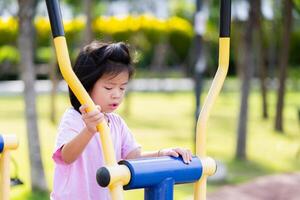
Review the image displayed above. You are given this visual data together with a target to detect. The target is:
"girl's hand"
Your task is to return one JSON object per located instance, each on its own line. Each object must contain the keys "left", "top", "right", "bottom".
{"left": 79, "top": 104, "right": 104, "bottom": 135}
{"left": 158, "top": 147, "right": 192, "bottom": 164}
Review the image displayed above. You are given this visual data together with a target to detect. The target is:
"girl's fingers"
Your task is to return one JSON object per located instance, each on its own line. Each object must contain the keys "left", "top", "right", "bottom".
{"left": 93, "top": 114, "right": 104, "bottom": 123}
{"left": 79, "top": 104, "right": 88, "bottom": 114}
{"left": 96, "top": 118, "right": 103, "bottom": 124}
{"left": 84, "top": 114, "right": 103, "bottom": 124}
{"left": 85, "top": 110, "right": 101, "bottom": 119}
{"left": 80, "top": 105, "right": 101, "bottom": 116}
{"left": 160, "top": 148, "right": 192, "bottom": 164}
{"left": 187, "top": 150, "right": 193, "bottom": 161}
{"left": 174, "top": 148, "right": 190, "bottom": 164}
{"left": 170, "top": 150, "right": 179, "bottom": 157}
{"left": 182, "top": 152, "right": 189, "bottom": 164}
{"left": 90, "top": 112, "right": 102, "bottom": 121}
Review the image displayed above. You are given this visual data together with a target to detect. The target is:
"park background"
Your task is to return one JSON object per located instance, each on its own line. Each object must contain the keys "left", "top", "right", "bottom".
{"left": 0, "top": 0, "right": 299, "bottom": 199}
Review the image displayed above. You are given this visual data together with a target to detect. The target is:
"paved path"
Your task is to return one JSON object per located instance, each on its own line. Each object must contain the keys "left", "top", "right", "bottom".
{"left": 208, "top": 172, "right": 300, "bottom": 200}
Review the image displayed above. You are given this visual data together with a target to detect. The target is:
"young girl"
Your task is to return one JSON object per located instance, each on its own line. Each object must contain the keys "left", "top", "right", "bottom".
{"left": 51, "top": 41, "right": 192, "bottom": 200}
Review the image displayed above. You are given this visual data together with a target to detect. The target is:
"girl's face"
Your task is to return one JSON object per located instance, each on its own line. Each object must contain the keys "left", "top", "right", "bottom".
{"left": 90, "top": 71, "right": 129, "bottom": 113}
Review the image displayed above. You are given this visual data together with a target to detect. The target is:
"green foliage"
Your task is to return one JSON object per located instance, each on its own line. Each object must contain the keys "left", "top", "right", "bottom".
{"left": 169, "top": 0, "right": 195, "bottom": 21}
{"left": 289, "top": 28, "right": 300, "bottom": 65}
{"left": 35, "top": 47, "right": 54, "bottom": 64}
{"left": 34, "top": 17, "right": 52, "bottom": 47}
{"left": 0, "top": 45, "right": 19, "bottom": 64}
{"left": 93, "top": 15, "right": 134, "bottom": 41}
{"left": 139, "top": 15, "right": 168, "bottom": 44}
{"left": 168, "top": 17, "right": 193, "bottom": 62}
{"left": 34, "top": 17, "right": 85, "bottom": 47}
{"left": 92, "top": 14, "right": 193, "bottom": 67}
{"left": 64, "top": 18, "right": 85, "bottom": 48}
{"left": 293, "top": 0, "right": 300, "bottom": 14}
{"left": 0, "top": 17, "right": 18, "bottom": 45}
{"left": 0, "top": 15, "right": 193, "bottom": 72}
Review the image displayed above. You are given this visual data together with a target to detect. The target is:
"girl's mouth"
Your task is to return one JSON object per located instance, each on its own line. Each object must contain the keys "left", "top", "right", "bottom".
{"left": 109, "top": 103, "right": 118, "bottom": 109}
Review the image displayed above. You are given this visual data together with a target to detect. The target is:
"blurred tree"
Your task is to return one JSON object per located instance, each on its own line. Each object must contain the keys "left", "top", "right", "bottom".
{"left": 275, "top": 0, "right": 293, "bottom": 132}
{"left": 49, "top": 44, "right": 58, "bottom": 124}
{"left": 268, "top": 0, "right": 281, "bottom": 79}
{"left": 294, "top": 0, "right": 300, "bottom": 12}
{"left": 253, "top": 0, "right": 269, "bottom": 119}
{"left": 231, "top": 21, "right": 245, "bottom": 79}
{"left": 236, "top": 0, "right": 257, "bottom": 160}
{"left": 17, "top": 0, "right": 48, "bottom": 192}
{"left": 82, "top": 0, "right": 93, "bottom": 44}
{"left": 150, "top": 43, "right": 168, "bottom": 72}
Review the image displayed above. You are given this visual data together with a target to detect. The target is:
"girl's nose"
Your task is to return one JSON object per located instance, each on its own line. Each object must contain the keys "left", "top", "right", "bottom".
{"left": 112, "top": 89, "right": 122, "bottom": 99}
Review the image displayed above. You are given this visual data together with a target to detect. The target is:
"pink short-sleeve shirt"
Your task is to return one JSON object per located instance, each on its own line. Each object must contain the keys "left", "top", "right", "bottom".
{"left": 50, "top": 108, "right": 140, "bottom": 200}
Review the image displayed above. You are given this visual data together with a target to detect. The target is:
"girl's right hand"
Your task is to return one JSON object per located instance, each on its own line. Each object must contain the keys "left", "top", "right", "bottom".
{"left": 79, "top": 104, "right": 104, "bottom": 135}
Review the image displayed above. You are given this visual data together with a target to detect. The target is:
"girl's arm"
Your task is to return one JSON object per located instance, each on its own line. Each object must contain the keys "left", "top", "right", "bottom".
{"left": 61, "top": 127, "right": 95, "bottom": 164}
{"left": 126, "top": 147, "right": 192, "bottom": 164}
{"left": 61, "top": 105, "right": 104, "bottom": 164}
{"left": 61, "top": 127, "right": 94, "bottom": 164}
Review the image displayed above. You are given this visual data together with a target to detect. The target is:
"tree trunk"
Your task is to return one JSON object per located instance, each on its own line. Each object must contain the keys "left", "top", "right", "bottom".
{"left": 275, "top": 0, "right": 293, "bottom": 132}
{"left": 49, "top": 61, "right": 58, "bottom": 124}
{"left": 193, "top": 0, "right": 205, "bottom": 122}
{"left": 236, "top": 0, "right": 256, "bottom": 160}
{"left": 17, "top": 0, "right": 48, "bottom": 191}
{"left": 268, "top": 0, "right": 281, "bottom": 79}
{"left": 150, "top": 43, "right": 168, "bottom": 72}
{"left": 258, "top": 42, "right": 269, "bottom": 119}
{"left": 232, "top": 22, "right": 245, "bottom": 80}
{"left": 83, "top": 0, "right": 93, "bottom": 45}
{"left": 253, "top": 0, "right": 269, "bottom": 119}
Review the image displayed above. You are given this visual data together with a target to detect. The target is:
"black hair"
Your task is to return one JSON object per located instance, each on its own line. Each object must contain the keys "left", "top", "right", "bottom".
{"left": 69, "top": 41, "right": 135, "bottom": 112}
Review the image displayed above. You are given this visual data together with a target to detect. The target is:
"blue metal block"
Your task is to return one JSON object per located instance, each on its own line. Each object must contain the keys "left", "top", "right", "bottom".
{"left": 145, "top": 178, "right": 174, "bottom": 200}
{"left": 0, "top": 135, "right": 4, "bottom": 153}
{"left": 120, "top": 156, "right": 202, "bottom": 190}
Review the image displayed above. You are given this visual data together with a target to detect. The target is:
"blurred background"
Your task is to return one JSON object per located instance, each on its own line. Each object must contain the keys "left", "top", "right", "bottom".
{"left": 0, "top": 0, "right": 299, "bottom": 199}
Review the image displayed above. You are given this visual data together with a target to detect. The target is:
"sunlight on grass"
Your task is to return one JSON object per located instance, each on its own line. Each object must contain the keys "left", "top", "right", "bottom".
{"left": 0, "top": 90, "right": 299, "bottom": 199}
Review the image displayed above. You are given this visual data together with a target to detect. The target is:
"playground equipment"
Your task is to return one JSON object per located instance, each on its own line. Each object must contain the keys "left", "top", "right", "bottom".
{"left": 0, "top": 134, "right": 19, "bottom": 200}
{"left": 45, "top": 0, "right": 231, "bottom": 199}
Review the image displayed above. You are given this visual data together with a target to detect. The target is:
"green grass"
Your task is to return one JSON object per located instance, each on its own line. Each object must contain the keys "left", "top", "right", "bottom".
{"left": 0, "top": 89, "right": 299, "bottom": 200}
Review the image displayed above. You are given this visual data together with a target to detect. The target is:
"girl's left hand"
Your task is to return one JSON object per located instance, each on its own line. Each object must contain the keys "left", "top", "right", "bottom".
{"left": 158, "top": 148, "right": 192, "bottom": 164}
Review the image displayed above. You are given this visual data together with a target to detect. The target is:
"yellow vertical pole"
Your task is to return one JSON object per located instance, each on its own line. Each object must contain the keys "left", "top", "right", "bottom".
{"left": 0, "top": 151, "right": 10, "bottom": 200}
{"left": 194, "top": 0, "right": 230, "bottom": 198}
{"left": 0, "top": 134, "right": 18, "bottom": 200}
{"left": 194, "top": 38, "right": 230, "bottom": 200}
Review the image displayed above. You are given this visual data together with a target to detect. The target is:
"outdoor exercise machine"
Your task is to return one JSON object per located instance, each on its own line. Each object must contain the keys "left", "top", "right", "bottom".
{"left": 0, "top": 134, "right": 19, "bottom": 200}
{"left": 45, "top": 0, "right": 231, "bottom": 199}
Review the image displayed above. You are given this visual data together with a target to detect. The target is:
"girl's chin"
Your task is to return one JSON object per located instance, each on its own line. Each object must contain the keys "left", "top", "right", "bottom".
{"left": 103, "top": 108, "right": 117, "bottom": 113}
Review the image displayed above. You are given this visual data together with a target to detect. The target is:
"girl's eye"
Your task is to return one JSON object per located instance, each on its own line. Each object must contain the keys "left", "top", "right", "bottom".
{"left": 104, "top": 87, "right": 112, "bottom": 90}
{"left": 120, "top": 87, "right": 125, "bottom": 91}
